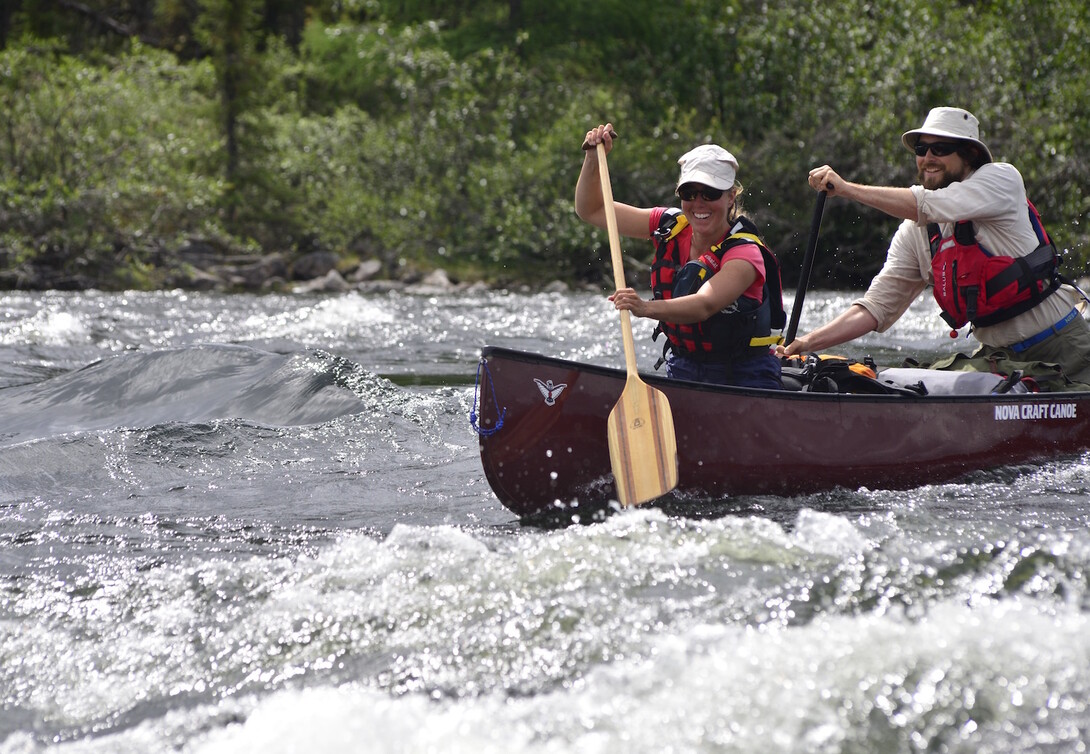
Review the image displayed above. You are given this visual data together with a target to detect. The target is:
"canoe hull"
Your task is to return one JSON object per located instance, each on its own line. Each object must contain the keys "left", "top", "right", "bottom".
{"left": 475, "top": 346, "right": 1090, "bottom": 519}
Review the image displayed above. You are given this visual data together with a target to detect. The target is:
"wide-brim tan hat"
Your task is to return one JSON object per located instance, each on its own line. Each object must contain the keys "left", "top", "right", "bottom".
{"left": 901, "top": 107, "right": 993, "bottom": 163}
{"left": 676, "top": 144, "right": 738, "bottom": 191}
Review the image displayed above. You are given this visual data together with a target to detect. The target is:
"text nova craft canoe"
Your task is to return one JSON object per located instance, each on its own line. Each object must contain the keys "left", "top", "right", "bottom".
{"left": 472, "top": 345, "right": 1090, "bottom": 520}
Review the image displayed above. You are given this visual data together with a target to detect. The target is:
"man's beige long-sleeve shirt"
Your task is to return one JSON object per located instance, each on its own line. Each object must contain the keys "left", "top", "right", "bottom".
{"left": 854, "top": 161, "right": 1077, "bottom": 347}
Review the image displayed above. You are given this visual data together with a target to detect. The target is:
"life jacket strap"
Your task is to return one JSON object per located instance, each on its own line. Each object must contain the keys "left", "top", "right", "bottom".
{"left": 983, "top": 242, "right": 1058, "bottom": 299}
{"left": 726, "top": 231, "right": 762, "bottom": 247}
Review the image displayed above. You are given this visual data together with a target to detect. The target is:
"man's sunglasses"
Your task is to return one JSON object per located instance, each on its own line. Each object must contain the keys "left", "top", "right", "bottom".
{"left": 677, "top": 184, "right": 726, "bottom": 202}
{"left": 914, "top": 140, "right": 962, "bottom": 157}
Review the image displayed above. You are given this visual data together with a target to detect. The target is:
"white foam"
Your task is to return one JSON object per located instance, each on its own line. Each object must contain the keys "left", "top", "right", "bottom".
{"left": 169, "top": 596, "right": 1090, "bottom": 754}
{"left": 1, "top": 311, "right": 90, "bottom": 346}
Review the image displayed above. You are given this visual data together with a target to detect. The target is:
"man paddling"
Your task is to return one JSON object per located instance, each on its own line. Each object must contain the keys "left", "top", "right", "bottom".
{"left": 781, "top": 106, "right": 1090, "bottom": 391}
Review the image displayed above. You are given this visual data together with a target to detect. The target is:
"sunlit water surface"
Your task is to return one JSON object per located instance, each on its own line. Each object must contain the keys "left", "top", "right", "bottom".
{"left": 1, "top": 288, "right": 1089, "bottom": 753}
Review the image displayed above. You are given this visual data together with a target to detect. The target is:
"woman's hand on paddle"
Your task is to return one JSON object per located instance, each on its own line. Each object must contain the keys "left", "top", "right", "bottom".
{"left": 610, "top": 288, "right": 649, "bottom": 318}
{"left": 582, "top": 123, "right": 616, "bottom": 153}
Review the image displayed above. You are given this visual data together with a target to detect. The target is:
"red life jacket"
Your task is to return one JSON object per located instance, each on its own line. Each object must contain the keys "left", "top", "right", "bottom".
{"left": 649, "top": 210, "right": 785, "bottom": 364}
{"left": 928, "top": 200, "right": 1061, "bottom": 330}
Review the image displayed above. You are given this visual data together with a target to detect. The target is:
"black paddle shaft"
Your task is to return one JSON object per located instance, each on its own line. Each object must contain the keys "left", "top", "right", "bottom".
{"left": 784, "top": 189, "right": 829, "bottom": 346}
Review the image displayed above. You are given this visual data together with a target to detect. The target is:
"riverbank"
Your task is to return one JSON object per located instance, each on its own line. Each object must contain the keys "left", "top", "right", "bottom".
{"left": 0, "top": 235, "right": 625, "bottom": 295}
{"left": 0, "top": 243, "right": 588, "bottom": 296}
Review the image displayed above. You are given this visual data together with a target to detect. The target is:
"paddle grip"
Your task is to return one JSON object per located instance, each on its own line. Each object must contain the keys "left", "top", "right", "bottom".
{"left": 582, "top": 128, "right": 618, "bottom": 151}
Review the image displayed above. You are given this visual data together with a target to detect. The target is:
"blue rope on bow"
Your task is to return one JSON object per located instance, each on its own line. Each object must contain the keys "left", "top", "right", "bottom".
{"left": 470, "top": 357, "right": 506, "bottom": 436}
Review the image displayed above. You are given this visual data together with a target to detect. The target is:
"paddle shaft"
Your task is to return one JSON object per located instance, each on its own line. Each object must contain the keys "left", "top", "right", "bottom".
{"left": 784, "top": 189, "right": 829, "bottom": 346}
{"left": 596, "top": 142, "right": 640, "bottom": 376}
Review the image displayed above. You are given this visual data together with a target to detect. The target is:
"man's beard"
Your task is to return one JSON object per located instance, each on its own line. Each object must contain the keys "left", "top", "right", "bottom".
{"left": 918, "top": 162, "right": 970, "bottom": 190}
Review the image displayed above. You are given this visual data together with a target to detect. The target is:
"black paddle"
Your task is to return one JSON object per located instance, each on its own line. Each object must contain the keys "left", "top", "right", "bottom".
{"left": 784, "top": 188, "right": 830, "bottom": 346}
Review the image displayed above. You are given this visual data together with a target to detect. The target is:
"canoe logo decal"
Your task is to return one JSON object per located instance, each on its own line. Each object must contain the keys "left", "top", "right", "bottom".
{"left": 534, "top": 378, "right": 567, "bottom": 406}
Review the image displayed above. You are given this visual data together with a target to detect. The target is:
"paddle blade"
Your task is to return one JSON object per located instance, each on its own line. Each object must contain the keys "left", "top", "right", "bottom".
{"left": 607, "top": 376, "right": 679, "bottom": 506}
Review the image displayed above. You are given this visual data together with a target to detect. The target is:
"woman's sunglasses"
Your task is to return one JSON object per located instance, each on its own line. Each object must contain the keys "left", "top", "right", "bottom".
{"left": 677, "top": 184, "right": 726, "bottom": 202}
{"left": 914, "top": 140, "right": 962, "bottom": 157}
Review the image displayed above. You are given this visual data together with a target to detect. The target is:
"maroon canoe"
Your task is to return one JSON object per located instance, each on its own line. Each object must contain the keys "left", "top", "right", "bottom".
{"left": 473, "top": 345, "right": 1090, "bottom": 520}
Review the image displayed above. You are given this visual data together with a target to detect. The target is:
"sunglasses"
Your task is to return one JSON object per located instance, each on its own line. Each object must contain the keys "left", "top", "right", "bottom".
{"left": 914, "top": 140, "right": 962, "bottom": 157}
{"left": 677, "top": 184, "right": 726, "bottom": 202}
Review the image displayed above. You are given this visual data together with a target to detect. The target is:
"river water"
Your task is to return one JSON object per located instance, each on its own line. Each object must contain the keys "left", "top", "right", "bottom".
{"left": 2, "top": 287, "right": 1090, "bottom": 753}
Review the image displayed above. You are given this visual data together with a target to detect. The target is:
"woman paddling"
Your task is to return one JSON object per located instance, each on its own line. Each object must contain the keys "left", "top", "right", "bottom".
{"left": 575, "top": 123, "right": 785, "bottom": 389}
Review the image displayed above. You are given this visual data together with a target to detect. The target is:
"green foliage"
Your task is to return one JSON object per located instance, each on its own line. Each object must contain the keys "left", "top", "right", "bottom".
{"left": 2, "top": 0, "right": 1090, "bottom": 290}
{"left": 0, "top": 41, "right": 223, "bottom": 287}
{"left": 286, "top": 22, "right": 623, "bottom": 284}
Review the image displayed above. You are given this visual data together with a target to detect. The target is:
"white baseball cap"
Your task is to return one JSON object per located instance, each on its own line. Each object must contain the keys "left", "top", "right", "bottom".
{"left": 676, "top": 144, "right": 738, "bottom": 191}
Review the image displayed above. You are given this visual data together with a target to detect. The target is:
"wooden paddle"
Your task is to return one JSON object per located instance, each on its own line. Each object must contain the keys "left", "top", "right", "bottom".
{"left": 592, "top": 139, "right": 679, "bottom": 506}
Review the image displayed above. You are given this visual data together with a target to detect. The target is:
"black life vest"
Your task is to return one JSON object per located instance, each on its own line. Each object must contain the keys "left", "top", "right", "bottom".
{"left": 928, "top": 200, "right": 1061, "bottom": 330}
{"left": 649, "top": 210, "right": 785, "bottom": 365}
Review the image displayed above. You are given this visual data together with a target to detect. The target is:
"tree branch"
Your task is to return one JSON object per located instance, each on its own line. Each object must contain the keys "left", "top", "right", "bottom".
{"left": 58, "top": 0, "right": 133, "bottom": 36}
